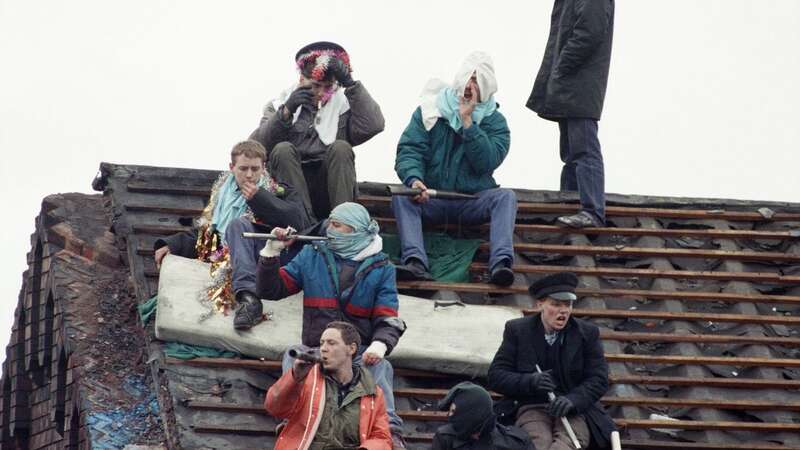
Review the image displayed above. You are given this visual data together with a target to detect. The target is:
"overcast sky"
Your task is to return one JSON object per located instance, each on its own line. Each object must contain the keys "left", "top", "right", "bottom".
{"left": 1, "top": 1, "right": 799, "bottom": 363}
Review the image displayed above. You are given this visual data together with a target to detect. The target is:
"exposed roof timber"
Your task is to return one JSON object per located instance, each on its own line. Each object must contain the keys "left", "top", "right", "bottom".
{"left": 396, "top": 281, "right": 800, "bottom": 305}
{"left": 359, "top": 195, "right": 800, "bottom": 222}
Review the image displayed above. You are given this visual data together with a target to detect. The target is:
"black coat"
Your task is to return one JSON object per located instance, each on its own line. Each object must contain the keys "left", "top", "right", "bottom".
{"left": 526, "top": 0, "right": 615, "bottom": 120}
{"left": 432, "top": 423, "right": 534, "bottom": 450}
{"left": 488, "top": 315, "right": 616, "bottom": 450}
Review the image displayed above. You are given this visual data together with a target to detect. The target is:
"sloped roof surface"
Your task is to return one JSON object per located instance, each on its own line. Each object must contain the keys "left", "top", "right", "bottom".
{"left": 94, "top": 162, "right": 800, "bottom": 450}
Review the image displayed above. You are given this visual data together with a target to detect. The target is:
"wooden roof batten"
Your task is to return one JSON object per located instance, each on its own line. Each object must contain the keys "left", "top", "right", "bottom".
{"left": 90, "top": 163, "right": 800, "bottom": 450}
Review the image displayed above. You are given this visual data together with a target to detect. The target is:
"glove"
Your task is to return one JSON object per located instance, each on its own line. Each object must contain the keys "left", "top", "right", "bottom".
{"left": 284, "top": 86, "right": 315, "bottom": 113}
{"left": 529, "top": 369, "right": 556, "bottom": 394}
{"left": 547, "top": 396, "right": 574, "bottom": 418}
{"left": 328, "top": 58, "right": 355, "bottom": 88}
{"left": 364, "top": 341, "right": 387, "bottom": 359}
{"left": 259, "top": 240, "right": 286, "bottom": 258}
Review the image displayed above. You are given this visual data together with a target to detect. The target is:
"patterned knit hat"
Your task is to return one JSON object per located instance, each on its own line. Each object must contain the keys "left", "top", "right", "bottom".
{"left": 294, "top": 41, "right": 351, "bottom": 81}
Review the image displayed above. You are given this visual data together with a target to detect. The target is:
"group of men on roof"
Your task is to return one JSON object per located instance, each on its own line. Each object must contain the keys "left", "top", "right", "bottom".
{"left": 154, "top": 0, "right": 615, "bottom": 448}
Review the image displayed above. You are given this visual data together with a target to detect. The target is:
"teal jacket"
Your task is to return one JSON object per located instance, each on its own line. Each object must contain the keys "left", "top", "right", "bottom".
{"left": 395, "top": 107, "right": 511, "bottom": 194}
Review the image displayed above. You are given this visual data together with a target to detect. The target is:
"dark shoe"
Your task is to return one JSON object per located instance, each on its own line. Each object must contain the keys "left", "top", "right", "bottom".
{"left": 233, "top": 291, "right": 263, "bottom": 330}
{"left": 391, "top": 431, "right": 407, "bottom": 449}
{"left": 490, "top": 260, "right": 515, "bottom": 287}
{"left": 395, "top": 258, "right": 433, "bottom": 281}
{"left": 557, "top": 211, "right": 600, "bottom": 229}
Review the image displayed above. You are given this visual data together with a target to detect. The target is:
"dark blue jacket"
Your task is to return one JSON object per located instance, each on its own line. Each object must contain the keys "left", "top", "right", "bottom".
{"left": 256, "top": 243, "right": 403, "bottom": 353}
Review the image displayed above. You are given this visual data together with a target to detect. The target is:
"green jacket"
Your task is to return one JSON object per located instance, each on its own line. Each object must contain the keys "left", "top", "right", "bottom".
{"left": 395, "top": 107, "right": 510, "bottom": 194}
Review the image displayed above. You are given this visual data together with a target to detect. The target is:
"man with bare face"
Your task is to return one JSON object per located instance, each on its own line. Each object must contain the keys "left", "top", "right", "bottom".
{"left": 488, "top": 272, "right": 616, "bottom": 450}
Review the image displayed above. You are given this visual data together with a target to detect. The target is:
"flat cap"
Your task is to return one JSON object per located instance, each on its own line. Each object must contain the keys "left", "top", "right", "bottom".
{"left": 529, "top": 272, "right": 578, "bottom": 301}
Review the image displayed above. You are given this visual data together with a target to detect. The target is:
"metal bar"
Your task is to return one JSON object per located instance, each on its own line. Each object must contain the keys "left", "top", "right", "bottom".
{"left": 241, "top": 232, "right": 326, "bottom": 241}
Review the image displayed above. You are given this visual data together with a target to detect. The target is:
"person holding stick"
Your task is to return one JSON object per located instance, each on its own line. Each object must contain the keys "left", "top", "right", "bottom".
{"left": 392, "top": 51, "right": 517, "bottom": 286}
{"left": 488, "top": 272, "right": 616, "bottom": 450}
{"left": 265, "top": 321, "right": 393, "bottom": 450}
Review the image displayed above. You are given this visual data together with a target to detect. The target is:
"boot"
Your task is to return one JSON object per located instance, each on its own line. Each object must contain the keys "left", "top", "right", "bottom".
{"left": 233, "top": 291, "right": 263, "bottom": 330}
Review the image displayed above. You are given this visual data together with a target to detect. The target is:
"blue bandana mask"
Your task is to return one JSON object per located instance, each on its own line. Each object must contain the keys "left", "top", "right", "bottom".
{"left": 326, "top": 202, "right": 380, "bottom": 259}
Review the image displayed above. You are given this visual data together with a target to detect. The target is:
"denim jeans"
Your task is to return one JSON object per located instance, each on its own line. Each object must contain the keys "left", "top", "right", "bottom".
{"left": 391, "top": 188, "right": 517, "bottom": 270}
{"left": 225, "top": 217, "right": 294, "bottom": 295}
{"left": 558, "top": 118, "right": 606, "bottom": 225}
{"left": 282, "top": 344, "right": 403, "bottom": 433}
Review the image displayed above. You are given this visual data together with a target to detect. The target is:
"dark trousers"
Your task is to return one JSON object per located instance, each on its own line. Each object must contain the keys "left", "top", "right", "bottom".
{"left": 558, "top": 119, "right": 605, "bottom": 225}
{"left": 516, "top": 406, "right": 591, "bottom": 450}
{"left": 391, "top": 188, "right": 517, "bottom": 271}
{"left": 269, "top": 140, "right": 356, "bottom": 222}
{"left": 225, "top": 218, "right": 293, "bottom": 295}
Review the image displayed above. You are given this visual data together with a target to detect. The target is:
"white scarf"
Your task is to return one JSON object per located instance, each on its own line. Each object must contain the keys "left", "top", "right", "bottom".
{"left": 271, "top": 83, "right": 350, "bottom": 145}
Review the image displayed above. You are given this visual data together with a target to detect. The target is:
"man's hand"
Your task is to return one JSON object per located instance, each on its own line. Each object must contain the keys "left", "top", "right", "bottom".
{"left": 259, "top": 227, "right": 297, "bottom": 258}
{"left": 283, "top": 85, "right": 315, "bottom": 118}
{"left": 530, "top": 369, "right": 556, "bottom": 394}
{"left": 362, "top": 341, "right": 387, "bottom": 366}
{"left": 292, "top": 358, "right": 313, "bottom": 381}
{"left": 459, "top": 79, "right": 479, "bottom": 129}
{"left": 240, "top": 180, "right": 259, "bottom": 200}
{"left": 411, "top": 179, "right": 430, "bottom": 204}
{"left": 547, "top": 396, "right": 574, "bottom": 418}
{"left": 328, "top": 58, "right": 355, "bottom": 88}
{"left": 154, "top": 246, "right": 170, "bottom": 269}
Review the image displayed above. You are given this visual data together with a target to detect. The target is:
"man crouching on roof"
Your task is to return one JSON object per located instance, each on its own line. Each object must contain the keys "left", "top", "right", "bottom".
{"left": 153, "top": 140, "right": 310, "bottom": 330}
{"left": 266, "top": 320, "right": 392, "bottom": 450}
{"left": 256, "top": 202, "right": 407, "bottom": 449}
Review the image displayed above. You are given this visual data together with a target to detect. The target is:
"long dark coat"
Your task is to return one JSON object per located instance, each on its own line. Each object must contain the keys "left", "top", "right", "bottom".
{"left": 526, "top": 0, "right": 615, "bottom": 120}
{"left": 488, "top": 314, "right": 616, "bottom": 450}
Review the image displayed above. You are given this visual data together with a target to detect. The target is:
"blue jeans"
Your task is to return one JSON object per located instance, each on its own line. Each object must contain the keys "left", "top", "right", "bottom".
{"left": 391, "top": 188, "right": 517, "bottom": 270}
{"left": 225, "top": 217, "right": 294, "bottom": 295}
{"left": 282, "top": 344, "right": 403, "bottom": 433}
{"left": 558, "top": 118, "right": 606, "bottom": 225}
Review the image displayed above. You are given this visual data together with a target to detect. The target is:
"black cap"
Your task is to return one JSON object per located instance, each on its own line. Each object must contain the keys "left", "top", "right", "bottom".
{"left": 294, "top": 41, "right": 347, "bottom": 62}
{"left": 529, "top": 272, "right": 579, "bottom": 301}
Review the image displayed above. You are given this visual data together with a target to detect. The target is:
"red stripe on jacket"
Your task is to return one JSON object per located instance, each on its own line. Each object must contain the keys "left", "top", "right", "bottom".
{"left": 279, "top": 268, "right": 301, "bottom": 295}
{"left": 304, "top": 297, "right": 339, "bottom": 308}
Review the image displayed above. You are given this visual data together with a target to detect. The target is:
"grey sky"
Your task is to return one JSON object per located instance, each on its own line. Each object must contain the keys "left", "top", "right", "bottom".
{"left": 2, "top": 1, "right": 799, "bottom": 362}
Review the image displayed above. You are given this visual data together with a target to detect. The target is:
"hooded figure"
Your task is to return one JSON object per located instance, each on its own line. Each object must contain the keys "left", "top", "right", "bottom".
{"left": 433, "top": 382, "right": 534, "bottom": 450}
{"left": 393, "top": 51, "right": 518, "bottom": 287}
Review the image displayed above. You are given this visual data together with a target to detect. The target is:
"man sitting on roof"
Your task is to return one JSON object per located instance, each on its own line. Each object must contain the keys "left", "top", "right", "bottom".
{"left": 250, "top": 41, "right": 385, "bottom": 222}
{"left": 266, "top": 320, "right": 393, "bottom": 450}
{"left": 488, "top": 272, "right": 616, "bottom": 450}
{"left": 392, "top": 51, "right": 517, "bottom": 286}
{"left": 256, "top": 202, "right": 407, "bottom": 448}
{"left": 153, "top": 140, "right": 310, "bottom": 330}
{"left": 433, "top": 381, "right": 534, "bottom": 450}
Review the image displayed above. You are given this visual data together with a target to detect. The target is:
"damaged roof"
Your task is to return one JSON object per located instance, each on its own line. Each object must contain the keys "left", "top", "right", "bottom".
{"left": 7, "top": 161, "right": 799, "bottom": 450}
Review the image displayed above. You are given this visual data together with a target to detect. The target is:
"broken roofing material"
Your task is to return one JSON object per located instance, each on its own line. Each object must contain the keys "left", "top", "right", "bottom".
{"left": 8, "top": 162, "right": 789, "bottom": 449}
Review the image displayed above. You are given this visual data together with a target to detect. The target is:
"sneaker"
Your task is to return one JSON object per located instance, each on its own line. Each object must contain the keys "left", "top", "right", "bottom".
{"left": 490, "top": 260, "right": 515, "bottom": 287}
{"left": 395, "top": 258, "right": 433, "bottom": 281}
{"left": 233, "top": 291, "right": 263, "bottom": 330}
{"left": 556, "top": 211, "right": 600, "bottom": 229}
{"left": 391, "top": 431, "right": 407, "bottom": 449}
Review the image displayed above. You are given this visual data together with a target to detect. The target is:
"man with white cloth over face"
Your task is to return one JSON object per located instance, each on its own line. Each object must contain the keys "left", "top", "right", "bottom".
{"left": 392, "top": 51, "right": 518, "bottom": 286}
{"left": 250, "top": 41, "right": 385, "bottom": 222}
{"left": 256, "top": 202, "right": 408, "bottom": 449}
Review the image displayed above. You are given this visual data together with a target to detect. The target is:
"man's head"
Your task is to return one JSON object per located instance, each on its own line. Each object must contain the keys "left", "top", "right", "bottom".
{"left": 529, "top": 272, "right": 579, "bottom": 332}
{"left": 453, "top": 51, "right": 497, "bottom": 104}
{"left": 320, "top": 321, "right": 361, "bottom": 371}
{"left": 295, "top": 41, "right": 350, "bottom": 104}
{"left": 438, "top": 382, "right": 495, "bottom": 440}
{"left": 229, "top": 140, "right": 266, "bottom": 187}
